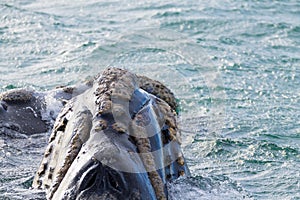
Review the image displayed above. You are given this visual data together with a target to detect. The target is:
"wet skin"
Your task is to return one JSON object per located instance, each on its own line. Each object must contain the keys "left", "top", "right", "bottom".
{"left": 0, "top": 84, "right": 90, "bottom": 137}
{"left": 0, "top": 68, "right": 189, "bottom": 200}
{"left": 0, "top": 90, "right": 47, "bottom": 136}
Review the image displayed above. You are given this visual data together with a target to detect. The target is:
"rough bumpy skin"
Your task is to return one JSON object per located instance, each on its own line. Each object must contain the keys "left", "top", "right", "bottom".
{"left": 33, "top": 68, "right": 189, "bottom": 200}
{"left": 137, "top": 75, "right": 178, "bottom": 112}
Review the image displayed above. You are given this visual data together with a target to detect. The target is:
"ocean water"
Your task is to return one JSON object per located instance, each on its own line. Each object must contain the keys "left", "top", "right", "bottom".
{"left": 0, "top": 0, "right": 299, "bottom": 199}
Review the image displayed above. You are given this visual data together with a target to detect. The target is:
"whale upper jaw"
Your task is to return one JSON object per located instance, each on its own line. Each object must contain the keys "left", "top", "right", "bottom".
{"left": 32, "top": 68, "right": 189, "bottom": 200}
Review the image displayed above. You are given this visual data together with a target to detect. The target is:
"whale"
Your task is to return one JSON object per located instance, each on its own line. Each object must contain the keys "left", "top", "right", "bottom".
{"left": 0, "top": 89, "right": 48, "bottom": 137}
{"left": 0, "top": 67, "right": 189, "bottom": 199}
{"left": 0, "top": 81, "right": 92, "bottom": 138}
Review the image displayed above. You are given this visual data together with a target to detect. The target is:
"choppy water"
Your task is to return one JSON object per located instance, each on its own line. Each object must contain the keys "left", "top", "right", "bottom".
{"left": 1, "top": 0, "right": 299, "bottom": 199}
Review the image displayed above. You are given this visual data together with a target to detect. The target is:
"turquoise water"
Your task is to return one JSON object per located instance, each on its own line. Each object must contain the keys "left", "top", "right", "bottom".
{"left": 1, "top": 0, "right": 299, "bottom": 199}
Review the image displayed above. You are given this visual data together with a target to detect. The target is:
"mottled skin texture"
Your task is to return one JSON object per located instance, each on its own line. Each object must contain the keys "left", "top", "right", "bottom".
{"left": 0, "top": 68, "right": 189, "bottom": 200}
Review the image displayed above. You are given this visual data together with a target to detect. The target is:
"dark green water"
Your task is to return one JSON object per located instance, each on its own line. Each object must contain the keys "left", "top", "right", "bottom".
{"left": 0, "top": 0, "right": 299, "bottom": 199}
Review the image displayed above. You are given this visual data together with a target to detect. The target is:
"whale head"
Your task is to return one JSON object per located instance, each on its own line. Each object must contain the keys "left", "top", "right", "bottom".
{"left": 32, "top": 68, "right": 189, "bottom": 199}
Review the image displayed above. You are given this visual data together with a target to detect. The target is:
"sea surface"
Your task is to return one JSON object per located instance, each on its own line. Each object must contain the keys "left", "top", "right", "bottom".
{"left": 0, "top": 0, "right": 299, "bottom": 199}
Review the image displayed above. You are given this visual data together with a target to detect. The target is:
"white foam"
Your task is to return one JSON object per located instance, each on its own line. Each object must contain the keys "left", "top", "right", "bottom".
{"left": 40, "top": 83, "right": 92, "bottom": 128}
{"left": 41, "top": 90, "right": 65, "bottom": 125}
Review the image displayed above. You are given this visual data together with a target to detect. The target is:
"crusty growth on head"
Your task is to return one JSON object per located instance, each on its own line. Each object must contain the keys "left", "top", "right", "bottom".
{"left": 138, "top": 75, "right": 178, "bottom": 112}
{"left": 33, "top": 67, "right": 187, "bottom": 200}
{"left": 95, "top": 68, "right": 167, "bottom": 200}
{"left": 0, "top": 89, "right": 33, "bottom": 103}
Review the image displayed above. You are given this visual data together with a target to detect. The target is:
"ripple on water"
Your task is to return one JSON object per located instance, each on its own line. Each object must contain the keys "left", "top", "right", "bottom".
{"left": 0, "top": 133, "right": 47, "bottom": 199}
{"left": 1, "top": 0, "right": 300, "bottom": 199}
{"left": 185, "top": 135, "right": 300, "bottom": 199}
{"left": 168, "top": 175, "right": 252, "bottom": 200}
